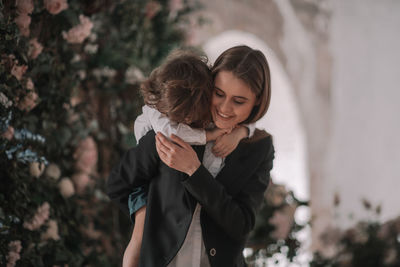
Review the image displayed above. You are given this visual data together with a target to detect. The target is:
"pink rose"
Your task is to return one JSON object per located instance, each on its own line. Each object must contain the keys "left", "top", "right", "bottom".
{"left": 6, "top": 240, "right": 22, "bottom": 267}
{"left": 70, "top": 96, "right": 82, "bottom": 107}
{"left": 15, "top": 0, "right": 34, "bottom": 14}
{"left": 73, "top": 136, "right": 97, "bottom": 174}
{"left": 70, "top": 87, "right": 84, "bottom": 107}
{"left": 81, "top": 221, "right": 101, "bottom": 240}
{"left": 17, "top": 90, "right": 39, "bottom": 112}
{"left": 28, "top": 38, "right": 43, "bottom": 59}
{"left": 71, "top": 172, "right": 92, "bottom": 194}
{"left": 2, "top": 126, "right": 14, "bottom": 140}
{"left": 265, "top": 183, "right": 288, "bottom": 207}
{"left": 269, "top": 205, "right": 296, "bottom": 240}
{"left": 23, "top": 202, "right": 50, "bottom": 231}
{"left": 41, "top": 220, "right": 60, "bottom": 241}
{"left": 11, "top": 63, "right": 28, "bottom": 81}
{"left": 62, "top": 15, "right": 93, "bottom": 44}
{"left": 320, "top": 226, "right": 343, "bottom": 246}
{"left": 67, "top": 112, "right": 79, "bottom": 124}
{"left": 44, "top": 0, "right": 68, "bottom": 15}
{"left": 77, "top": 136, "right": 97, "bottom": 151}
{"left": 26, "top": 78, "right": 34, "bottom": 90}
{"left": 74, "top": 149, "right": 97, "bottom": 174}
{"left": 14, "top": 13, "right": 31, "bottom": 37}
{"left": 169, "top": 0, "right": 183, "bottom": 14}
{"left": 269, "top": 211, "right": 291, "bottom": 240}
{"left": 146, "top": 1, "right": 162, "bottom": 19}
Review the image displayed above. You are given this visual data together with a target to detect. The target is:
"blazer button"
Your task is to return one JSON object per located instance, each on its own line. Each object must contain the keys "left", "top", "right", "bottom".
{"left": 210, "top": 248, "right": 216, "bottom": 256}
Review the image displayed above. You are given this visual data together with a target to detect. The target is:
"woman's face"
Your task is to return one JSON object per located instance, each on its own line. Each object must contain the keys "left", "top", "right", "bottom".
{"left": 211, "top": 71, "right": 257, "bottom": 130}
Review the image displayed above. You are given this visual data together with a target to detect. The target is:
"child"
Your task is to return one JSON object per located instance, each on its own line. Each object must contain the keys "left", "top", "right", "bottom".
{"left": 123, "top": 50, "right": 254, "bottom": 267}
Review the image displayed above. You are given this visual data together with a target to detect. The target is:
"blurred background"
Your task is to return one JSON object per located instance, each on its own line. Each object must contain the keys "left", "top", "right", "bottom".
{"left": 1, "top": 0, "right": 399, "bottom": 266}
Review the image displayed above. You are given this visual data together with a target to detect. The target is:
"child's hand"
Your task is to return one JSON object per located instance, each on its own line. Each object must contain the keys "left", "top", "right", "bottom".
{"left": 212, "top": 126, "right": 248, "bottom": 158}
{"left": 205, "top": 127, "right": 232, "bottom": 142}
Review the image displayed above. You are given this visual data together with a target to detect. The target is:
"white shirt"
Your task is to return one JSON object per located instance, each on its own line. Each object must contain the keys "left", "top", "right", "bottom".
{"left": 134, "top": 105, "right": 255, "bottom": 267}
{"left": 134, "top": 105, "right": 206, "bottom": 146}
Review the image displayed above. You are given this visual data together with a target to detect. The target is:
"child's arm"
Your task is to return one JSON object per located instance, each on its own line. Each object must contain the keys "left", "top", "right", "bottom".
{"left": 143, "top": 105, "right": 207, "bottom": 145}
{"left": 123, "top": 206, "right": 146, "bottom": 267}
{"left": 205, "top": 128, "right": 231, "bottom": 142}
{"left": 123, "top": 185, "right": 148, "bottom": 267}
{"left": 212, "top": 125, "right": 253, "bottom": 158}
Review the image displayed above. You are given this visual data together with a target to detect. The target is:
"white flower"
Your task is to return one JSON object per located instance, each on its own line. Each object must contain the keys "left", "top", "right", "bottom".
{"left": 41, "top": 219, "right": 60, "bottom": 241}
{"left": 58, "top": 178, "right": 75, "bottom": 198}
{"left": 29, "top": 162, "right": 45, "bottom": 178}
{"left": 92, "top": 67, "right": 116, "bottom": 79}
{"left": 0, "top": 92, "right": 13, "bottom": 108}
{"left": 125, "top": 66, "right": 144, "bottom": 84}
{"left": 84, "top": 43, "right": 98, "bottom": 54}
{"left": 45, "top": 163, "right": 61, "bottom": 180}
{"left": 71, "top": 54, "right": 81, "bottom": 63}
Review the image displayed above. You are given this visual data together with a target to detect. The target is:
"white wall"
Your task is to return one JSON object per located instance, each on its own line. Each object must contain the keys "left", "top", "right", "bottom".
{"left": 327, "top": 0, "right": 400, "bottom": 227}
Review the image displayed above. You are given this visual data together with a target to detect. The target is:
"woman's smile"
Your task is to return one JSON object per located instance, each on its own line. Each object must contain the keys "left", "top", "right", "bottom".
{"left": 216, "top": 110, "right": 234, "bottom": 119}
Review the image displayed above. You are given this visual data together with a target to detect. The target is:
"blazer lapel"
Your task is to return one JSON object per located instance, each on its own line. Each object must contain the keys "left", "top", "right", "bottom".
{"left": 215, "top": 142, "right": 250, "bottom": 193}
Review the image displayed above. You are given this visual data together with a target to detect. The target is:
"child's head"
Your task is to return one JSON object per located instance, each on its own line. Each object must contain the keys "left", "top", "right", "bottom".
{"left": 141, "top": 50, "right": 213, "bottom": 128}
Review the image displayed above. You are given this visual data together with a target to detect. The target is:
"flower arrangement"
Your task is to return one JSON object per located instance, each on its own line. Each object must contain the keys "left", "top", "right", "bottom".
{"left": 0, "top": 0, "right": 198, "bottom": 265}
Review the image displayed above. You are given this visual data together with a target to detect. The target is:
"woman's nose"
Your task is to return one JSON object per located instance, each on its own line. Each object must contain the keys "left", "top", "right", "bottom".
{"left": 219, "top": 99, "right": 232, "bottom": 113}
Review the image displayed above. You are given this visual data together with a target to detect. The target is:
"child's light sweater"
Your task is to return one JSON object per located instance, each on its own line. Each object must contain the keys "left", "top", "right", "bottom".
{"left": 134, "top": 105, "right": 255, "bottom": 177}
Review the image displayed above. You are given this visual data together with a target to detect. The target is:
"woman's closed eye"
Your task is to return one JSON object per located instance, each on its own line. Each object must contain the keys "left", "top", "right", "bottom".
{"left": 233, "top": 99, "right": 245, "bottom": 105}
{"left": 215, "top": 90, "right": 246, "bottom": 105}
{"left": 214, "top": 90, "right": 224, "bottom": 97}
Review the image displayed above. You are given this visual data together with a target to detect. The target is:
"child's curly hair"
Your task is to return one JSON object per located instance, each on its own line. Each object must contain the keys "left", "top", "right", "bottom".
{"left": 140, "top": 50, "right": 213, "bottom": 128}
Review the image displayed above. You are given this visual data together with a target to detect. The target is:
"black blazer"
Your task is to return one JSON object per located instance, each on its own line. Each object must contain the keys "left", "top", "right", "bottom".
{"left": 107, "top": 129, "right": 274, "bottom": 267}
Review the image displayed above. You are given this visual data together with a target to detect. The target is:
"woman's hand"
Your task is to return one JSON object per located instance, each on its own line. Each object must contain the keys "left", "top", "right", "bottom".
{"left": 155, "top": 132, "right": 201, "bottom": 176}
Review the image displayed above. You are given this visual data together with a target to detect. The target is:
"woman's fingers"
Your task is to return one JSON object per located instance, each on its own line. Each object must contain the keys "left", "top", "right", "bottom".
{"left": 156, "top": 135, "right": 172, "bottom": 154}
{"left": 157, "top": 132, "right": 180, "bottom": 151}
{"left": 212, "top": 142, "right": 225, "bottom": 154}
{"left": 156, "top": 139, "right": 172, "bottom": 166}
{"left": 212, "top": 144, "right": 229, "bottom": 158}
{"left": 170, "top": 134, "right": 190, "bottom": 149}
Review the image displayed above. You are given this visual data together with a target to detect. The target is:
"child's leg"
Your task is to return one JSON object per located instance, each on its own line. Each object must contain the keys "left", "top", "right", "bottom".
{"left": 123, "top": 206, "right": 146, "bottom": 267}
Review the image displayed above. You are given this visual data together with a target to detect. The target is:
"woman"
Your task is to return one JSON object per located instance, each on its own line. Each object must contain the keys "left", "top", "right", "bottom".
{"left": 107, "top": 45, "right": 274, "bottom": 266}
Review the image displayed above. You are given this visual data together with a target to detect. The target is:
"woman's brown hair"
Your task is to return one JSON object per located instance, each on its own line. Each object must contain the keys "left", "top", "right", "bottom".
{"left": 140, "top": 50, "right": 213, "bottom": 128}
{"left": 211, "top": 45, "right": 271, "bottom": 124}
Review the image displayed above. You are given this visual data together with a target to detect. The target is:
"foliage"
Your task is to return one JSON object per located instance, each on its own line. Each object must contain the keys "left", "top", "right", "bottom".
{"left": 246, "top": 181, "right": 309, "bottom": 265}
{"left": 311, "top": 201, "right": 400, "bottom": 267}
{"left": 0, "top": 0, "right": 198, "bottom": 266}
